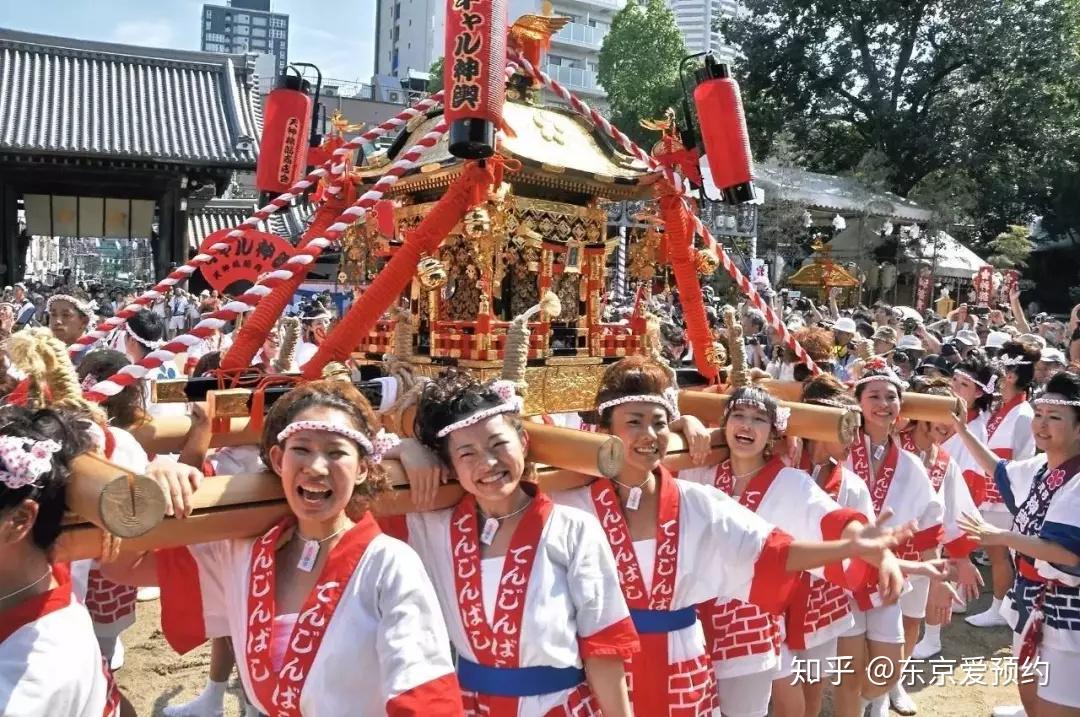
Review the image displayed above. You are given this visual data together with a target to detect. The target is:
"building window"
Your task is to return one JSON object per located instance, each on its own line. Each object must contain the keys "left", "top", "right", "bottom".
{"left": 236, "top": 13, "right": 250, "bottom": 23}
{"left": 251, "top": 39, "right": 266, "bottom": 49}
{"left": 205, "top": 8, "right": 212, "bottom": 18}
{"left": 205, "top": 21, "right": 212, "bottom": 31}
{"left": 253, "top": 15, "right": 267, "bottom": 26}
{"left": 252, "top": 27, "right": 267, "bottom": 38}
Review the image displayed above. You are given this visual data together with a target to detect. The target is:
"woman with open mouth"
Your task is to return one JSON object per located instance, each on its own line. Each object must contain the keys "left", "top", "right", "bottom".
{"left": 395, "top": 370, "right": 638, "bottom": 717}
{"left": 554, "top": 355, "right": 914, "bottom": 717}
{"left": 102, "top": 380, "right": 465, "bottom": 716}
{"left": 953, "top": 370, "right": 1080, "bottom": 717}
{"left": 679, "top": 378, "right": 912, "bottom": 717}
{"left": 842, "top": 359, "right": 944, "bottom": 717}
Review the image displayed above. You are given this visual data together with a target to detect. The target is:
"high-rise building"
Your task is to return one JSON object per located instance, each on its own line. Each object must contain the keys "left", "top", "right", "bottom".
{"left": 374, "top": 0, "right": 623, "bottom": 98}
{"left": 668, "top": 0, "right": 737, "bottom": 59}
{"left": 201, "top": 0, "right": 289, "bottom": 77}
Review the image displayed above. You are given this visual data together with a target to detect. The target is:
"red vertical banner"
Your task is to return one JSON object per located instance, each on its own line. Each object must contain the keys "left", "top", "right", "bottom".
{"left": 443, "top": 0, "right": 507, "bottom": 159}
{"left": 914, "top": 265, "right": 933, "bottom": 313}
{"left": 1001, "top": 269, "right": 1020, "bottom": 302}
{"left": 974, "top": 265, "right": 994, "bottom": 307}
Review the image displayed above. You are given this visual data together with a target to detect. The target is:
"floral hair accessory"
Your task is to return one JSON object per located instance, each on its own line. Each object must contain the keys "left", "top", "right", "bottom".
{"left": 596, "top": 386, "right": 681, "bottom": 420}
{"left": 277, "top": 421, "right": 398, "bottom": 463}
{"left": 854, "top": 358, "right": 908, "bottom": 390}
{"left": 124, "top": 323, "right": 164, "bottom": 350}
{"left": 0, "top": 436, "right": 62, "bottom": 490}
{"left": 1033, "top": 396, "right": 1080, "bottom": 408}
{"left": 46, "top": 293, "right": 96, "bottom": 320}
{"left": 80, "top": 373, "right": 98, "bottom": 394}
{"left": 953, "top": 369, "right": 997, "bottom": 395}
{"left": 995, "top": 355, "right": 1032, "bottom": 369}
{"left": 435, "top": 379, "right": 524, "bottom": 439}
{"left": 729, "top": 396, "right": 789, "bottom": 432}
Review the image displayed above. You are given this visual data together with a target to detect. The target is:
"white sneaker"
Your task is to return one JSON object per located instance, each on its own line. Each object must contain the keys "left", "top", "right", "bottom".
{"left": 991, "top": 706, "right": 1026, "bottom": 717}
{"left": 109, "top": 636, "right": 125, "bottom": 672}
{"left": 889, "top": 684, "right": 917, "bottom": 715}
{"left": 162, "top": 696, "right": 225, "bottom": 717}
{"left": 137, "top": 586, "right": 161, "bottom": 602}
{"left": 912, "top": 634, "right": 942, "bottom": 659}
{"left": 965, "top": 605, "right": 1008, "bottom": 628}
{"left": 868, "top": 695, "right": 889, "bottom": 717}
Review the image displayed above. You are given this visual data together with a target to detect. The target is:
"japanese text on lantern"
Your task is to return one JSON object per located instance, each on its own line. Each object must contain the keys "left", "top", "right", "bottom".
{"left": 449, "top": 0, "right": 485, "bottom": 111}
{"left": 278, "top": 117, "right": 301, "bottom": 186}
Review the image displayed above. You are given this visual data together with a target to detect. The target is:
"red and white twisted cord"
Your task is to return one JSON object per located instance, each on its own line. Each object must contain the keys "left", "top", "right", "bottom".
{"left": 83, "top": 121, "right": 450, "bottom": 402}
{"left": 68, "top": 90, "right": 446, "bottom": 357}
{"left": 512, "top": 51, "right": 820, "bottom": 374}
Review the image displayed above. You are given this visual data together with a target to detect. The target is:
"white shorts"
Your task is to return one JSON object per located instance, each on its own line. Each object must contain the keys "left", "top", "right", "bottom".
{"left": 1011, "top": 634, "right": 1080, "bottom": 708}
{"left": 775, "top": 639, "right": 839, "bottom": 683}
{"left": 168, "top": 315, "right": 187, "bottom": 331}
{"left": 841, "top": 601, "right": 905, "bottom": 644}
{"left": 899, "top": 576, "right": 931, "bottom": 619}
{"left": 716, "top": 667, "right": 774, "bottom": 717}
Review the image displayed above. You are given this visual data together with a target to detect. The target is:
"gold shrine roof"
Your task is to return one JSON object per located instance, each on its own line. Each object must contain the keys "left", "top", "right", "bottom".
{"left": 786, "top": 256, "right": 861, "bottom": 288}
{"left": 356, "top": 101, "right": 656, "bottom": 199}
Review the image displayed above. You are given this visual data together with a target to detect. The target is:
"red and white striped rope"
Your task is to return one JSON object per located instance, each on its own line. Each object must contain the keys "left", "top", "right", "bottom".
{"left": 511, "top": 51, "right": 820, "bottom": 375}
{"left": 82, "top": 121, "right": 450, "bottom": 402}
{"left": 68, "top": 90, "right": 446, "bottom": 357}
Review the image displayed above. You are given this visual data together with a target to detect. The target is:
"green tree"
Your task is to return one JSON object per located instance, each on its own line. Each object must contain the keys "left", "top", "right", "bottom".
{"left": 987, "top": 225, "right": 1035, "bottom": 269}
{"left": 722, "top": 0, "right": 1080, "bottom": 240}
{"left": 598, "top": 0, "right": 687, "bottom": 148}
{"left": 427, "top": 57, "right": 444, "bottom": 94}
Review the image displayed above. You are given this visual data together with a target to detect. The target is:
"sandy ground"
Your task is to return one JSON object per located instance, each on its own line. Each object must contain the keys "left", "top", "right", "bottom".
{"left": 116, "top": 580, "right": 1025, "bottom": 716}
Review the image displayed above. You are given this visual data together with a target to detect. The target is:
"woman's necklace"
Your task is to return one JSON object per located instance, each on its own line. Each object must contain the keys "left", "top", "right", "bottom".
{"left": 478, "top": 497, "right": 533, "bottom": 546}
{"left": 295, "top": 524, "right": 350, "bottom": 572}
{"left": 610, "top": 473, "right": 653, "bottom": 511}
{"left": 0, "top": 569, "right": 51, "bottom": 605}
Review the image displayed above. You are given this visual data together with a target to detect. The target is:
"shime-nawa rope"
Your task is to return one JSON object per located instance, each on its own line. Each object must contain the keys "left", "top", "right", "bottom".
{"left": 67, "top": 89, "right": 447, "bottom": 358}
{"left": 510, "top": 50, "right": 820, "bottom": 375}
{"left": 82, "top": 120, "right": 450, "bottom": 403}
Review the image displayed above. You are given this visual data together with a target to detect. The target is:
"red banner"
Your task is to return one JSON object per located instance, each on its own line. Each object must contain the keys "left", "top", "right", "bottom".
{"left": 974, "top": 265, "right": 994, "bottom": 307}
{"left": 197, "top": 229, "right": 300, "bottom": 295}
{"left": 915, "top": 265, "right": 933, "bottom": 313}
{"left": 1001, "top": 269, "right": 1020, "bottom": 302}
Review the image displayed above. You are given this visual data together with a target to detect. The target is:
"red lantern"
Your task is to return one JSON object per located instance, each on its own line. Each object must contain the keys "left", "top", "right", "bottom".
{"left": 974, "top": 265, "right": 994, "bottom": 307}
{"left": 256, "top": 74, "right": 313, "bottom": 195}
{"left": 693, "top": 55, "right": 755, "bottom": 204}
{"left": 443, "top": 0, "right": 507, "bottom": 159}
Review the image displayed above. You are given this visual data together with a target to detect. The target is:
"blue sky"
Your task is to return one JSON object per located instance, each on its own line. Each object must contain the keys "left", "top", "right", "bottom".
{"left": 2, "top": 0, "right": 378, "bottom": 83}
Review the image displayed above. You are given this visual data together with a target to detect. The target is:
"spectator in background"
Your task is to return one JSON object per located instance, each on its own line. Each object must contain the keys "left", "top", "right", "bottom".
{"left": 830, "top": 316, "right": 858, "bottom": 381}
{"left": 13, "top": 283, "right": 37, "bottom": 329}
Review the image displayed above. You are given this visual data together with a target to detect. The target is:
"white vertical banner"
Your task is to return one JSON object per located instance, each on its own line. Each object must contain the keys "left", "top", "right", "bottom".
{"left": 750, "top": 258, "right": 769, "bottom": 284}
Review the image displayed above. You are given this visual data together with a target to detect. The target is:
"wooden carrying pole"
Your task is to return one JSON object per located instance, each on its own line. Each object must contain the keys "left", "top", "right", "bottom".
{"left": 753, "top": 380, "right": 962, "bottom": 423}
{"left": 678, "top": 390, "right": 861, "bottom": 444}
{"left": 66, "top": 453, "right": 167, "bottom": 538}
{"left": 130, "top": 417, "right": 262, "bottom": 455}
{"left": 55, "top": 432, "right": 723, "bottom": 562}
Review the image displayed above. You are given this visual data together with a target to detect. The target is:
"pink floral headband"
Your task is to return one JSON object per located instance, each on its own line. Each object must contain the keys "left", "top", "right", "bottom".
{"left": 0, "top": 436, "right": 61, "bottom": 490}
{"left": 435, "top": 379, "right": 524, "bottom": 439}
{"left": 728, "top": 397, "right": 790, "bottom": 432}
{"left": 276, "top": 421, "right": 400, "bottom": 463}
{"left": 953, "top": 369, "right": 997, "bottom": 395}
{"left": 854, "top": 358, "right": 908, "bottom": 390}
{"left": 46, "top": 294, "right": 95, "bottom": 319}
{"left": 596, "top": 386, "right": 681, "bottom": 420}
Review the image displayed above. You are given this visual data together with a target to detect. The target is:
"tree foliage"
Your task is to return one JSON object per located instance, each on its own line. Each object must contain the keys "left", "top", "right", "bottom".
{"left": 427, "top": 57, "right": 444, "bottom": 94}
{"left": 598, "top": 0, "right": 687, "bottom": 148}
{"left": 987, "top": 225, "right": 1035, "bottom": 269}
{"left": 722, "top": 0, "right": 1080, "bottom": 241}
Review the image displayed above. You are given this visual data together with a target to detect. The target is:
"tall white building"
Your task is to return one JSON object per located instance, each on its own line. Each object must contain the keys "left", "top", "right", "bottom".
{"left": 373, "top": 0, "right": 624, "bottom": 98}
{"left": 201, "top": 0, "right": 289, "bottom": 75}
{"left": 668, "top": 0, "right": 737, "bottom": 59}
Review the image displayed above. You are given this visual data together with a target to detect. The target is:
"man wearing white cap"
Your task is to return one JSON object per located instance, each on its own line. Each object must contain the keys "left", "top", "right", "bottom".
{"left": 984, "top": 330, "right": 1011, "bottom": 358}
{"left": 830, "top": 316, "right": 858, "bottom": 381}
{"left": 950, "top": 329, "right": 979, "bottom": 359}
{"left": 1035, "top": 347, "right": 1068, "bottom": 390}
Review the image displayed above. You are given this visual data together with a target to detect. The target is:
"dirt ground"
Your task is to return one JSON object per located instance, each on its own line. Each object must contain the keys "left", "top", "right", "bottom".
{"left": 116, "top": 581, "right": 1025, "bottom": 716}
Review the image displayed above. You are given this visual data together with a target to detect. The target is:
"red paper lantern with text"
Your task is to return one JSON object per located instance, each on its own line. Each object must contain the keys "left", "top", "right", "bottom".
{"left": 693, "top": 55, "right": 755, "bottom": 204}
{"left": 443, "top": 0, "right": 507, "bottom": 159}
{"left": 256, "top": 74, "right": 313, "bottom": 195}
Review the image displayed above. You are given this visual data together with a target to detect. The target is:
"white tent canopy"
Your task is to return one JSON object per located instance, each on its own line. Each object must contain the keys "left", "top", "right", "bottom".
{"left": 826, "top": 225, "right": 988, "bottom": 279}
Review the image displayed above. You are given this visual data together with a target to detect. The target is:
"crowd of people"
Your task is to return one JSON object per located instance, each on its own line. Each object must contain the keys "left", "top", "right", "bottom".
{"left": 0, "top": 273, "right": 1078, "bottom": 717}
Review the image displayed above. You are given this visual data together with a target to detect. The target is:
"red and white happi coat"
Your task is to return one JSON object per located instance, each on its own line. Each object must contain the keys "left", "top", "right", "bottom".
{"left": 553, "top": 469, "right": 799, "bottom": 717}
{"left": 154, "top": 512, "right": 464, "bottom": 717}
{"left": 0, "top": 565, "right": 122, "bottom": 717}
{"left": 944, "top": 398, "right": 1034, "bottom": 515}
{"left": 844, "top": 432, "right": 944, "bottom": 609}
{"left": 679, "top": 458, "right": 868, "bottom": 676}
{"left": 897, "top": 433, "right": 981, "bottom": 560}
{"left": 70, "top": 426, "right": 149, "bottom": 638}
{"left": 388, "top": 492, "right": 639, "bottom": 717}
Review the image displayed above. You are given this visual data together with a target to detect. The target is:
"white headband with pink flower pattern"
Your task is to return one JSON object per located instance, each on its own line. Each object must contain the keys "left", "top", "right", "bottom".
{"left": 596, "top": 386, "right": 682, "bottom": 420}
{"left": 435, "top": 379, "right": 524, "bottom": 439}
{"left": 0, "top": 436, "right": 62, "bottom": 490}
{"left": 276, "top": 421, "right": 400, "bottom": 463}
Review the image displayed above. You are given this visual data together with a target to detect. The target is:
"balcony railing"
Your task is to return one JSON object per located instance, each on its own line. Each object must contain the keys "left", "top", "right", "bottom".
{"left": 544, "top": 63, "right": 602, "bottom": 92}
{"left": 562, "top": 0, "right": 623, "bottom": 10}
{"left": 553, "top": 21, "right": 607, "bottom": 48}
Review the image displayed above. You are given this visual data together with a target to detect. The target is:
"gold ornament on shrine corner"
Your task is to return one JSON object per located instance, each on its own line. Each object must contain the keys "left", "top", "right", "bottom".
{"left": 416, "top": 254, "right": 448, "bottom": 290}
{"left": 463, "top": 206, "right": 492, "bottom": 240}
{"left": 329, "top": 109, "right": 365, "bottom": 135}
{"left": 695, "top": 248, "right": 720, "bottom": 276}
{"left": 641, "top": 108, "right": 686, "bottom": 157}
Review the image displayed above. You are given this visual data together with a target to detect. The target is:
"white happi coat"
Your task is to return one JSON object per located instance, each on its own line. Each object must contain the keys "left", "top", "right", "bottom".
{"left": 397, "top": 498, "right": 638, "bottom": 716}
{"left": 155, "top": 516, "right": 460, "bottom": 716}
{"left": 998, "top": 456, "right": 1080, "bottom": 655}
{"left": 679, "top": 461, "right": 867, "bottom": 677}
{"left": 980, "top": 398, "right": 1036, "bottom": 516}
{"left": 553, "top": 472, "right": 798, "bottom": 716}
{"left": 0, "top": 566, "right": 120, "bottom": 717}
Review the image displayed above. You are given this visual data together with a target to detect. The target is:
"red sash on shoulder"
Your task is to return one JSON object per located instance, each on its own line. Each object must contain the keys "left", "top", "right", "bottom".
{"left": 450, "top": 492, "right": 553, "bottom": 715}
{"left": 245, "top": 514, "right": 381, "bottom": 717}
{"left": 849, "top": 432, "right": 900, "bottom": 515}
{"left": 590, "top": 469, "right": 680, "bottom": 716}
{"left": 899, "top": 432, "right": 950, "bottom": 491}
{"left": 712, "top": 457, "right": 786, "bottom": 511}
{"left": 986, "top": 393, "right": 1026, "bottom": 442}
